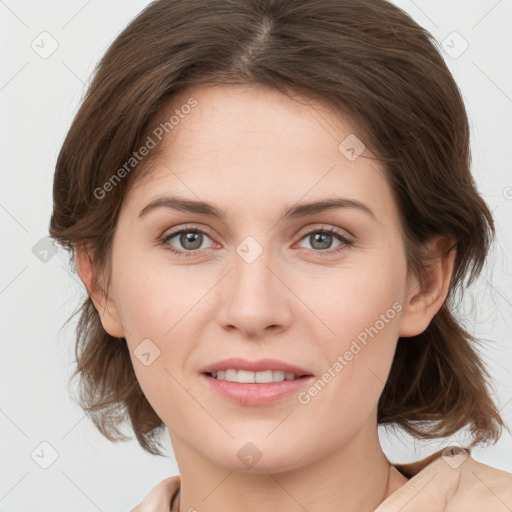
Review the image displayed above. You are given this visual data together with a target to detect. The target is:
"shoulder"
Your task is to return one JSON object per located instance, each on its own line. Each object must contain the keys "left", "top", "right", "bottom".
{"left": 129, "top": 475, "right": 180, "bottom": 512}
{"left": 376, "top": 446, "right": 512, "bottom": 512}
{"left": 450, "top": 450, "right": 512, "bottom": 511}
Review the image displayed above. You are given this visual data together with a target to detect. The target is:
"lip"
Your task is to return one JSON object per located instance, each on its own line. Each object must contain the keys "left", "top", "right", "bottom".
{"left": 199, "top": 357, "right": 312, "bottom": 376}
{"left": 199, "top": 357, "right": 314, "bottom": 406}
{"left": 201, "top": 373, "right": 314, "bottom": 405}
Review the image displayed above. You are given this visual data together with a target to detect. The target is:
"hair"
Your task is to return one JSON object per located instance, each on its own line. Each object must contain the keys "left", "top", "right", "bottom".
{"left": 49, "top": 0, "right": 504, "bottom": 456}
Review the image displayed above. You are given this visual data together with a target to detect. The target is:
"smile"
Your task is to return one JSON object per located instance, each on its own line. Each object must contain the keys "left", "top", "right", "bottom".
{"left": 202, "top": 372, "right": 314, "bottom": 405}
{"left": 208, "top": 369, "right": 305, "bottom": 383}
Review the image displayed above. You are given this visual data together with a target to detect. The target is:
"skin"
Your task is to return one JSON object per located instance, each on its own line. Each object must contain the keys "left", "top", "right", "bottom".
{"left": 76, "top": 83, "right": 456, "bottom": 512}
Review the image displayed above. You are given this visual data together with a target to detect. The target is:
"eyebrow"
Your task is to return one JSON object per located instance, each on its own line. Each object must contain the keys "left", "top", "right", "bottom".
{"left": 138, "top": 195, "right": 376, "bottom": 221}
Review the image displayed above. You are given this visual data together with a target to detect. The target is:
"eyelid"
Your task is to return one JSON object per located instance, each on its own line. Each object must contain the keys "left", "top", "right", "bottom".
{"left": 160, "top": 223, "right": 216, "bottom": 241}
{"left": 293, "top": 223, "right": 354, "bottom": 242}
{"left": 161, "top": 222, "right": 353, "bottom": 242}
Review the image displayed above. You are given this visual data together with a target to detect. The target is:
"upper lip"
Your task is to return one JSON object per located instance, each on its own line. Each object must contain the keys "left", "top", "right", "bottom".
{"left": 200, "top": 358, "right": 313, "bottom": 376}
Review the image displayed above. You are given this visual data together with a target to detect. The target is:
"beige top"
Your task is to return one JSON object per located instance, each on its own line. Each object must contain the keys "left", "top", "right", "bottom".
{"left": 130, "top": 446, "right": 512, "bottom": 512}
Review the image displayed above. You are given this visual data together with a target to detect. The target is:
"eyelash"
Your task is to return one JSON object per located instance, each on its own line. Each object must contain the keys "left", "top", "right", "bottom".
{"left": 159, "top": 224, "right": 354, "bottom": 258}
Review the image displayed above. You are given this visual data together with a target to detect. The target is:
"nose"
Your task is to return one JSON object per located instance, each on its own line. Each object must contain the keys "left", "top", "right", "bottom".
{"left": 216, "top": 242, "right": 293, "bottom": 340}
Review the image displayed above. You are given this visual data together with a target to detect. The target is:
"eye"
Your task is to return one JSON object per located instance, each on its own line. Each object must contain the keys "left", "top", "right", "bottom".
{"left": 160, "top": 226, "right": 216, "bottom": 257}
{"left": 295, "top": 226, "right": 353, "bottom": 255}
{"left": 159, "top": 224, "right": 353, "bottom": 258}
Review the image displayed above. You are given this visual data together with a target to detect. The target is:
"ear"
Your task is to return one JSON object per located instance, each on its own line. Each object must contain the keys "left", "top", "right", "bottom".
{"left": 74, "top": 243, "right": 125, "bottom": 338}
{"left": 399, "top": 236, "right": 457, "bottom": 337}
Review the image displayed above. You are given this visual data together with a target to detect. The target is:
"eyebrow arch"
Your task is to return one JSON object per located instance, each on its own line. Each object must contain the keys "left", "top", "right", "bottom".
{"left": 138, "top": 195, "right": 376, "bottom": 221}
{"left": 281, "top": 197, "right": 376, "bottom": 221}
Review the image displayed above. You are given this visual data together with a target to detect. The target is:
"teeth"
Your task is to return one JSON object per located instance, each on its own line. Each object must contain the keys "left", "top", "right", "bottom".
{"left": 210, "top": 369, "right": 302, "bottom": 383}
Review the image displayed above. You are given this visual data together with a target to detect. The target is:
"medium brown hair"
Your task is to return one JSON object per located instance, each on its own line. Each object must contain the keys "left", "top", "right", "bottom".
{"left": 50, "top": 0, "right": 504, "bottom": 455}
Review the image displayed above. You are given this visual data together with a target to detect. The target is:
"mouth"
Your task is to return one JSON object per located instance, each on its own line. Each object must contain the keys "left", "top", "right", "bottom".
{"left": 200, "top": 358, "right": 314, "bottom": 405}
{"left": 205, "top": 369, "right": 310, "bottom": 383}
{"left": 200, "top": 357, "right": 313, "bottom": 381}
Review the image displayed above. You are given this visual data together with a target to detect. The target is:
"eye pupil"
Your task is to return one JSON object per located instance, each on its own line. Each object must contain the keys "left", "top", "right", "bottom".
{"left": 181, "top": 231, "right": 203, "bottom": 250}
{"left": 311, "top": 232, "right": 332, "bottom": 250}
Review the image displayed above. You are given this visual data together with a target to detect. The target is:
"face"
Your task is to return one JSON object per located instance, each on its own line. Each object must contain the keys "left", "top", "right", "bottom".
{"left": 95, "top": 84, "right": 422, "bottom": 473}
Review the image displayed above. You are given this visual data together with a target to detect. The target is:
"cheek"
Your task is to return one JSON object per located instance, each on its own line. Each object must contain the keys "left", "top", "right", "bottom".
{"left": 298, "top": 251, "right": 405, "bottom": 414}
{"left": 113, "top": 256, "right": 200, "bottom": 342}
{"left": 296, "top": 305, "right": 401, "bottom": 447}
{"left": 110, "top": 256, "right": 211, "bottom": 413}
{"left": 300, "top": 255, "right": 405, "bottom": 348}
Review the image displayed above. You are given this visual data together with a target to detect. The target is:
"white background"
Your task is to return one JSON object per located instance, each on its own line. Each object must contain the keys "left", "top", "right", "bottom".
{"left": 1, "top": 0, "right": 511, "bottom": 510}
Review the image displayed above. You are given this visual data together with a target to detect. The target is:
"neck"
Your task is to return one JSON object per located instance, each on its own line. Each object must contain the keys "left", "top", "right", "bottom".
{"left": 172, "top": 422, "right": 406, "bottom": 512}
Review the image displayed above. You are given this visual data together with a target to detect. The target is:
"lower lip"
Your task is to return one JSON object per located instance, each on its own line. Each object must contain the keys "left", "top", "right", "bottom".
{"left": 202, "top": 373, "right": 314, "bottom": 405}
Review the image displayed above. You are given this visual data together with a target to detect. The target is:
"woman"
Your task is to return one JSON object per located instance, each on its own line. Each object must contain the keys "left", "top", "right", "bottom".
{"left": 49, "top": 0, "right": 512, "bottom": 510}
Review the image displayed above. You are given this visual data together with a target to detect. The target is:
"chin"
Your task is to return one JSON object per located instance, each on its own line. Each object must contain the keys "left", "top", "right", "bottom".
{"left": 205, "top": 438, "right": 313, "bottom": 475}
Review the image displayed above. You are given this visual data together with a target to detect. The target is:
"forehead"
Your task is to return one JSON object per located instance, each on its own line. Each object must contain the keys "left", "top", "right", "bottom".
{"left": 124, "top": 84, "right": 396, "bottom": 222}
{"left": 145, "top": 83, "right": 361, "bottom": 156}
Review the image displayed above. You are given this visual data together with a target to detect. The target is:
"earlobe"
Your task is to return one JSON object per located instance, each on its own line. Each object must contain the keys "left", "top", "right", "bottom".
{"left": 74, "top": 244, "right": 125, "bottom": 338}
{"left": 398, "top": 236, "right": 457, "bottom": 338}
